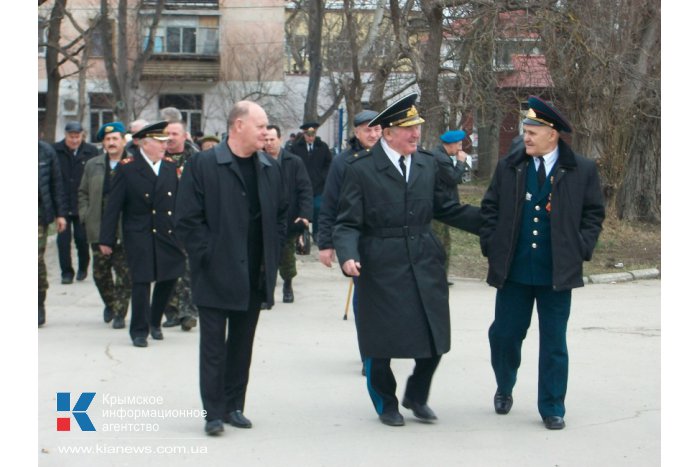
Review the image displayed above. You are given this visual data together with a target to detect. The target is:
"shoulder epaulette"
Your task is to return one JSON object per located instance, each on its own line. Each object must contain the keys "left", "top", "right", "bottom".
{"left": 348, "top": 148, "right": 371, "bottom": 163}
{"left": 119, "top": 157, "right": 134, "bottom": 165}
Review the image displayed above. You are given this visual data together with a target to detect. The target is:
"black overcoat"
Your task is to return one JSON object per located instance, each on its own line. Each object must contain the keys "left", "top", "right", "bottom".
{"left": 480, "top": 138, "right": 605, "bottom": 291}
{"left": 54, "top": 139, "right": 99, "bottom": 216}
{"left": 99, "top": 154, "right": 185, "bottom": 283}
{"left": 174, "top": 143, "right": 288, "bottom": 310}
{"left": 290, "top": 137, "right": 333, "bottom": 195}
{"left": 276, "top": 148, "right": 313, "bottom": 237}
{"left": 333, "top": 144, "right": 481, "bottom": 359}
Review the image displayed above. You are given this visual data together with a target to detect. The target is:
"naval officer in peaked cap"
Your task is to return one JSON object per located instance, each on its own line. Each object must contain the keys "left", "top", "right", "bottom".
{"left": 333, "top": 93, "right": 481, "bottom": 426}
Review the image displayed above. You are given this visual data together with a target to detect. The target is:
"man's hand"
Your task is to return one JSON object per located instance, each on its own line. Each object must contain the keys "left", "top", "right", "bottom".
{"left": 455, "top": 150, "right": 468, "bottom": 163}
{"left": 342, "top": 259, "right": 361, "bottom": 276}
{"left": 294, "top": 217, "right": 310, "bottom": 227}
{"left": 319, "top": 248, "right": 335, "bottom": 267}
{"left": 99, "top": 245, "right": 113, "bottom": 256}
{"left": 55, "top": 217, "right": 67, "bottom": 233}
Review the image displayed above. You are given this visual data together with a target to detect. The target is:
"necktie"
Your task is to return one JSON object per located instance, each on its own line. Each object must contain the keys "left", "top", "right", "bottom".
{"left": 399, "top": 156, "right": 407, "bottom": 181}
{"left": 537, "top": 156, "right": 546, "bottom": 188}
{"left": 308, "top": 144, "right": 313, "bottom": 153}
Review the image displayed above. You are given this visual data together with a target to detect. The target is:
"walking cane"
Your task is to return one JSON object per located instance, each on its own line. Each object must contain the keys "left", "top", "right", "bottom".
{"left": 343, "top": 278, "right": 354, "bottom": 320}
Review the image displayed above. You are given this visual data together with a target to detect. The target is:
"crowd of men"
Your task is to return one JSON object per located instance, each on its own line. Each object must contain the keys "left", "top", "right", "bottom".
{"left": 38, "top": 94, "right": 604, "bottom": 435}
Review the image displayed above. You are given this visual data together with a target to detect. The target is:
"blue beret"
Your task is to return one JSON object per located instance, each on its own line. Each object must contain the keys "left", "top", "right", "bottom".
{"left": 353, "top": 110, "right": 379, "bottom": 127}
{"left": 96, "top": 121, "right": 126, "bottom": 142}
{"left": 440, "top": 130, "right": 467, "bottom": 144}
{"left": 522, "top": 95, "right": 573, "bottom": 133}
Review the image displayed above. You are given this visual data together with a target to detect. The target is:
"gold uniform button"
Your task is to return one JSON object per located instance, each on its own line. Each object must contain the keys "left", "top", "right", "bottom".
{"left": 535, "top": 205, "right": 541, "bottom": 211}
{"left": 152, "top": 209, "right": 156, "bottom": 214}
{"left": 532, "top": 243, "right": 537, "bottom": 249}
{"left": 533, "top": 230, "right": 539, "bottom": 236}
{"left": 152, "top": 229, "right": 157, "bottom": 233}
{"left": 168, "top": 229, "right": 172, "bottom": 234}
{"left": 534, "top": 218, "right": 539, "bottom": 223}
{"left": 145, "top": 193, "right": 150, "bottom": 198}
{"left": 167, "top": 191, "right": 172, "bottom": 196}
{"left": 168, "top": 211, "right": 172, "bottom": 216}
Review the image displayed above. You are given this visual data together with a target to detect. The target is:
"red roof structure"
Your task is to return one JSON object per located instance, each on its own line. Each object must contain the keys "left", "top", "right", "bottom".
{"left": 497, "top": 54, "right": 553, "bottom": 88}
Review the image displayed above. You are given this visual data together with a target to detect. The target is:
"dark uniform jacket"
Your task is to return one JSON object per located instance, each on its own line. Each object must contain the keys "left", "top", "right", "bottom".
{"left": 290, "top": 136, "right": 333, "bottom": 196}
{"left": 174, "top": 143, "right": 288, "bottom": 310}
{"left": 333, "top": 144, "right": 481, "bottom": 359}
{"left": 39, "top": 141, "right": 67, "bottom": 226}
{"left": 317, "top": 136, "right": 368, "bottom": 250}
{"left": 431, "top": 143, "right": 468, "bottom": 202}
{"left": 53, "top": 139, "right": 99, "bottom": 217}
{"left": 99, "top": 153, "right": 185, "bottom": 283}
{"left": 275, "top": 148, "right": 313, "bottom": 237}
{"left": 480, "top": 138, "right": 605, "bottom": 291}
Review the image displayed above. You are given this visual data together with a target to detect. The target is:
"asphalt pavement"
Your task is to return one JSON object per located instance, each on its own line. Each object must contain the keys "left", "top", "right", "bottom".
{"left": 36, "top": 238, "right": 660, "bottom": 466}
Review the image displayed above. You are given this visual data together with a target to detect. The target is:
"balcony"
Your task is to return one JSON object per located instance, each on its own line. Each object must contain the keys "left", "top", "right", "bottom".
{"left": 141, "top": 55, "right": 220, "bottom": 81}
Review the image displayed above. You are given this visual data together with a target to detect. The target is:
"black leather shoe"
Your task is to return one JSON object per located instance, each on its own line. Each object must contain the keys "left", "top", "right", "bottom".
{"left": 61, "top": 275, "right": 74, "bottom": 284}
{"left": 379, "top": 410, "right": 405, "bottom": 427}
{"left": 181, "top": 316, "right": 197, "bottom": 331}
{"left": 132, "top": 337, "right": 148, "bottom": 347}
{"left": 226, "top": 410, "right": 252, "bottom": 428}
{"left": 361, "top": 362, "right": 366, "bottom": 376}
{"left": 447, "top": 281, "right": 454, "bottom": 286}
{"left": 494, "top": 391, "right": 513, "bottom": 415}
{"left": 39, "top": 305, "right": 46, "bottom": 327}
{"left": 260, "top": 302, "right": 269, "bottom": 310}
{"left": 283, "top": 280, "right": 294, "bottom": 303}
{"left": 162, "top": 306, "right": 180, "bottom": 327}
{"left": 543, "top": 416, "right": 566, "bottom": 430}
{"left": 205, "top": 419, "right": 224, "bottom": 435}
{"left": 150, "top": 328, "right": 164, "bottom": 340}
{"left": 112, "top": 315, "right": 125, "bottom": 329}
{"left": 162, "top": 317, "right": 180, "bottom": 328}
{"left": 402, "top": 397, "right": 437, "bottom": 422}
{"left": 76, "top": 270, "right": 88, "bottom": 281}
{"left": 103, "top": 307, "right": 114, "bottom": 323}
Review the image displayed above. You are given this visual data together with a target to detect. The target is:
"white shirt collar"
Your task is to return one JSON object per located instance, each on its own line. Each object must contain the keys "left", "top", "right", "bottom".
{"left": 140, "top": 148, "right": 161, "bottom": 175}
{"left": 535, "top": 146, "right": 559, "bottom": 176}
{"left": 381, "top": 138, "right": 410, "bottom": 181}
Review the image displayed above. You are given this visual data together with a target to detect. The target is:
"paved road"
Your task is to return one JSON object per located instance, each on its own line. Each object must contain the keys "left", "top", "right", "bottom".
{"left": 37, "top": 239, "right": 660, "bottom": 466}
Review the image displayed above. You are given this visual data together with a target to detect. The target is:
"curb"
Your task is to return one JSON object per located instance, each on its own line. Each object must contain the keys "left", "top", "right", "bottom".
{"left": 585, "top": 268, "right": 660, "bottom": 284}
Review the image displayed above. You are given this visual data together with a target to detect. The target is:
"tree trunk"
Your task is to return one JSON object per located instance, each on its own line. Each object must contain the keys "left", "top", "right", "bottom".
{"left": 415, "top": 3, "right": 444, "bottom": 148}
{"left": 44, "top": 0, "right": 67, "bottom": 142}
{"left": 304, "top": 0, "right": 324, "bottom": 122}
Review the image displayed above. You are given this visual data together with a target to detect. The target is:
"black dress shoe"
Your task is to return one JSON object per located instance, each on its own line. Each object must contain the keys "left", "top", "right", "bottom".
{"left": 39, "top": 305, "right": 46, "bottom": 327}
{"left": 260, "top": 302, "right": 269, "bottom": 310}
{"left": 447, "top": 281, "right": 454, "bottom": 286}
{"left": 112, "top": 315, "right": 125, "bottom": 329}
{"left": 150, "top": 328, "right": 164, "bottom": 340}
{"left": 494, "top": 391, "right": 513, "bottom": 415}
{"left": 76, "top": 270, "right": 88, "bottom": 281}
{"left": 132, "top": 337, "right": 148, "bottom": 347}
{"left": 543, "top": 416, "right": 566, "bottom": 430}
{"left": 226, "top": 410, "right": 252, "bottom": 428}
{"left": 103, "top": 306, "right": 114, "bottom": 323}
{"left": 181, "top": 316, "right": 197, "bottom": 331}
{"left": 379, "top": 410, "right": 405, "bottom": 427}
{"left": 401, "top": 397, "right": 438, "bottom": 422}
{"left": 205, "top": 419, "right": 224, "bottom": 435}
{"left": 361, "top": 362, "right": 366, "bottom": 376}
{"left": 61, "top": 275, "right": 74, "bottom": 284}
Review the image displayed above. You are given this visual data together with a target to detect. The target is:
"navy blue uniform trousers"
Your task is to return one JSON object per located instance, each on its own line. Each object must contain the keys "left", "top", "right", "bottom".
{"left": 488, "top": 281, "right": 571, "bottom": 418}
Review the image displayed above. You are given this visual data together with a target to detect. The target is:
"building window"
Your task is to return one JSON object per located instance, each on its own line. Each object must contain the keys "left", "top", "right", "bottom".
{"left": 494, "top": 39, "right": 540, "bottom": 70}
{"left": 39, "top": 19, "right": 48, "bottom": 56}
{"left": 90, "top": 22, "right": 113, "bottom": 57}
{"left": 143, "top": 16, "right": 219, "bottom": 56}
{"left": 158, "top": 94, "right": 203, "bottom": 135}
{"left": 89, "top": 93, "right": 115, "bottom": 143}
{"left": 144, "top": 0, "right": 219, "bottom": 7}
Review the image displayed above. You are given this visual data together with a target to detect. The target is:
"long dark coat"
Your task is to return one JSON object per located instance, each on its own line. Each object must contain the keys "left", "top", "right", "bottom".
{"left": 276, "top": 148, "right": 313, "bottom": 237}
{"left": 290, "top": 136, "right": 333, "bottom": 195}
{"left": 333, "top": 144, "right": 481, "bottom": 359}
{"left": 54, "top": 139, "right": 99, "bottom": 216}
{"left": 99, "top": 154, "right": 185, "bottom": 283}
{"left": 174, "top": 143, "right": 288, "bottom": 310}
{"left": 480, "top": 138, "right": 605, "bottom": 291}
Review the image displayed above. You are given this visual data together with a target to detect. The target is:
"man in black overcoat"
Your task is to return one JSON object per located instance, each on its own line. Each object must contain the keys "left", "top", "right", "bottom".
{"left": 480, "top": 96, "right": 605, "bottom": 430}
{"left": 333, "top": 93, "right": 482, "bottom": 427}
{"left": 99, "top": 121, "right": 185, "bottom": 348}
{"left": 175, "top": 101, "right": 288, "bottom": 436}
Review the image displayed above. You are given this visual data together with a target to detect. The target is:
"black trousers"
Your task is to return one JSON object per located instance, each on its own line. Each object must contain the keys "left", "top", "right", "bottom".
{"left": 198, "top": 302, "right": 262, "bottom": 421}
{"left": 364, "top": 355, "right": 442, "bottom": 415}
{"left": 56, "top": 215, "right": 89, "bottom": 278}
{"left": 129, "top": 279, "right": 177, "bottom": 340}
